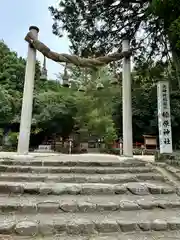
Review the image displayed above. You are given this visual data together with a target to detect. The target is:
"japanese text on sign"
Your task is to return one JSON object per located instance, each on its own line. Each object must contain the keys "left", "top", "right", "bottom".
{"left": 157, "top": 81, "right": 172, "bottom": 154}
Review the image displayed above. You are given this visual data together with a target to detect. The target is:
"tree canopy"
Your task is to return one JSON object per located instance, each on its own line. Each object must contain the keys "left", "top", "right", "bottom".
{"left": 48, "top": 0, "right": 180, "bottom": 148}
{"left": 0, "top": 40, "right": 118, "bottom": 148}
{"left": 49, "top": 0, "right": 180, "bottom": 86}
{"left": 49, "top": 0, "right": 180, "bottom": 54}
{"left": 2, "top": 6, "right": 180, "bottom": 151}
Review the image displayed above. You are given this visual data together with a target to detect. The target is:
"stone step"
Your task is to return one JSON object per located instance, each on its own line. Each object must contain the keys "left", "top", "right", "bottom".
{"left": 0, "top": 209, "right": 180, "bottom": 236}
{"left": 0, "top": 172, "right": 165, "bottom": 183}
{"left": 1, "top": 231, "right": 180, "bottom": 240}
{"left": 0, "top": 165, "right": 154, "bottom": 174}
{"left": 164, "top": 164, "right": 180, "bottom": 180}
{"left": 0, "top": 159, "right": 147, "bottom": 167}
{"left": 0, "top": 193, "right": 179, "bottom": 213}
{"left": 0, "top": 181, "right": 175, "bottom": 195}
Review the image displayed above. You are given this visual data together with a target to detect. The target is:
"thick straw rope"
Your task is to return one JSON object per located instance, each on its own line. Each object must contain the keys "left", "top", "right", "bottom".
{"left": 25, "top": 31, "right": 132, "bottom": 69}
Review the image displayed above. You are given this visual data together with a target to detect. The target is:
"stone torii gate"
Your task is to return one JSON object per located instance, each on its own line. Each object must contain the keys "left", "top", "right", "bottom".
{"left": 17, "top": 26, "right": 133, "bottom": 157}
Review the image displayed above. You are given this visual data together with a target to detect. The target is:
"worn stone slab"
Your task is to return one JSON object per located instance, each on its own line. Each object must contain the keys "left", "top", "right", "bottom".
{"left": 0, "top": 159, "right": 148, "bottom": 167}
{"left": 0, "top": 153, "right": 141, "bottom": 163}
{"left": 0, "top": 154, "right": 179, "bottom": 239}
{"left": 2, "top": 154, "right": 35, "bottom": 161}
{"left": 124, "top": 182, "right": 150, "bottom": 195}
{"left": 37, "top": 201, "right": 60, "bottom": 213}
{"left": 136, "top": 199, "right": 158, "bottom": 210}
{"left": 0, "top": 165, "right": 154, "bottom": 174}
{"left": 119, "top": 200, "right": 140, "bottom": 210}
{"left": 1, "top": 231, "right": 180, "bottom": 239}
{"left": 122, "top": 182, "right": 175, "bottom": 195}
{"left": 0, "top": 172, "right": 165, "bottom": 183}
{"left": 67, "top": 219, "right": 96, "bottom": 235}
{"left": 151, "top": 219, "right": 168, "bottom": 231}
{"left": 15, "top": 221, "right": 38, "bottom": 236}
{"left": 94, "top": 219, "right": 120, "bottom": 233}
{"left": 138, "top": 221, "right": 151, "bottom": 231}
{"left": 168, "top": 218, "right": 180, "bottom": 230}
{"left": 0, "top": 220, "right": 15, "bottom": 234}
{"left": 0, "top": 195, "right": 180, "bottom": 213}
{"left": 0, "top": 181, "right": 174, "bottom": 196}
{"left": 165, "top": 164, "right": 180, "bottom": 173}
{"left": 38, "top": 223, "right": 55, "bottom": 236}
{"left": 60, "top": 200, "right": 79, "bottom": 212}
{"left": 0, "top": 210, "right": 179, "bottom": 235}
{"left": 145, "top": 182, "right": 176, "bottom": 194}
{"left": 77, "top": 201, "right": 97, "bottom": 212}
{"left": 0, "top": 193, "right": 178, "bottom": 213}
{"left": 118, "top": 220, "right": 139, "bottom": 232}
{"left": 165, "top": 164, "right": 180, "bottom": 181}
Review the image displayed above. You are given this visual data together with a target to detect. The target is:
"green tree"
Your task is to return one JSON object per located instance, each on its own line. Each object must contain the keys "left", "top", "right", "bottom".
{"left": 49, "top": 0, "right": 180, "bottom": 85}
{"left": 0, "top": 86, "right": 14, "bottom": 126}
{"left": 0, "top": 41, "right": 25, "bottom": 91}
{"left": 33, "top": 87, "right": 76, "bottom": 140}
{"left": 0, "top": 40, "right": 42, "bottom": 138}
{"left": 72, "top": 67, "right": 118, "bottom": 144}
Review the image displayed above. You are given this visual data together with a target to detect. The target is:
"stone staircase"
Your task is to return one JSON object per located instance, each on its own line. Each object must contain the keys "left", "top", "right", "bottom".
{"left": 0, "top": 154, "right": 179, "bottom": 239}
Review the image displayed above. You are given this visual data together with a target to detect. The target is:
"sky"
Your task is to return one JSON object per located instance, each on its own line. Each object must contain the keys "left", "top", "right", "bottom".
{"left": 0, "top": 0, "right": 70, "bottom": 79}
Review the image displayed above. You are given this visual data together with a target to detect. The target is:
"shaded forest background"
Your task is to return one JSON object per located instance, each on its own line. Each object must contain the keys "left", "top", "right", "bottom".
{"left": 1, "top": 0, "right": 180, "bottom": 150}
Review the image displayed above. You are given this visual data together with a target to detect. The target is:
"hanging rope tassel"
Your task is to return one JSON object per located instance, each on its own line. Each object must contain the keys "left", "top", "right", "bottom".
{"left": 62, "top": 63, "right": 70, "bottom": 87}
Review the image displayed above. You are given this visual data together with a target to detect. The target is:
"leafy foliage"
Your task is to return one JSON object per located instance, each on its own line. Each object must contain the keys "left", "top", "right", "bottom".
{"left": 33, "top": 87, "right": 76, "bottom": 139}
{"left": 0, "top": 40, "right": 118, "bottom": 147}
{"left": 2, "top": 36, "right": 180, "bottom": 149}
{"left": 49, "top": 0, "right": 180, "bottom": 83}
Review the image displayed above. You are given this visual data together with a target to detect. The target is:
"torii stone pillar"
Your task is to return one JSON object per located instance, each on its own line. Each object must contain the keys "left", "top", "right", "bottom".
{"left": 122, "top": 39, "right": 133, "bottom": 157}
{"left": 17, "top": 26, "right": 39, "bottom": 154}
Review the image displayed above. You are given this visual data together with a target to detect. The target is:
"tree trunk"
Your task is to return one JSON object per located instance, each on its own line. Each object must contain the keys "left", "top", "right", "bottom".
{"left": 171, "top": 49, "right": 180, "bottom": 89}
{"left": 168, "top": 32, "right": 180, "bottom": 89}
